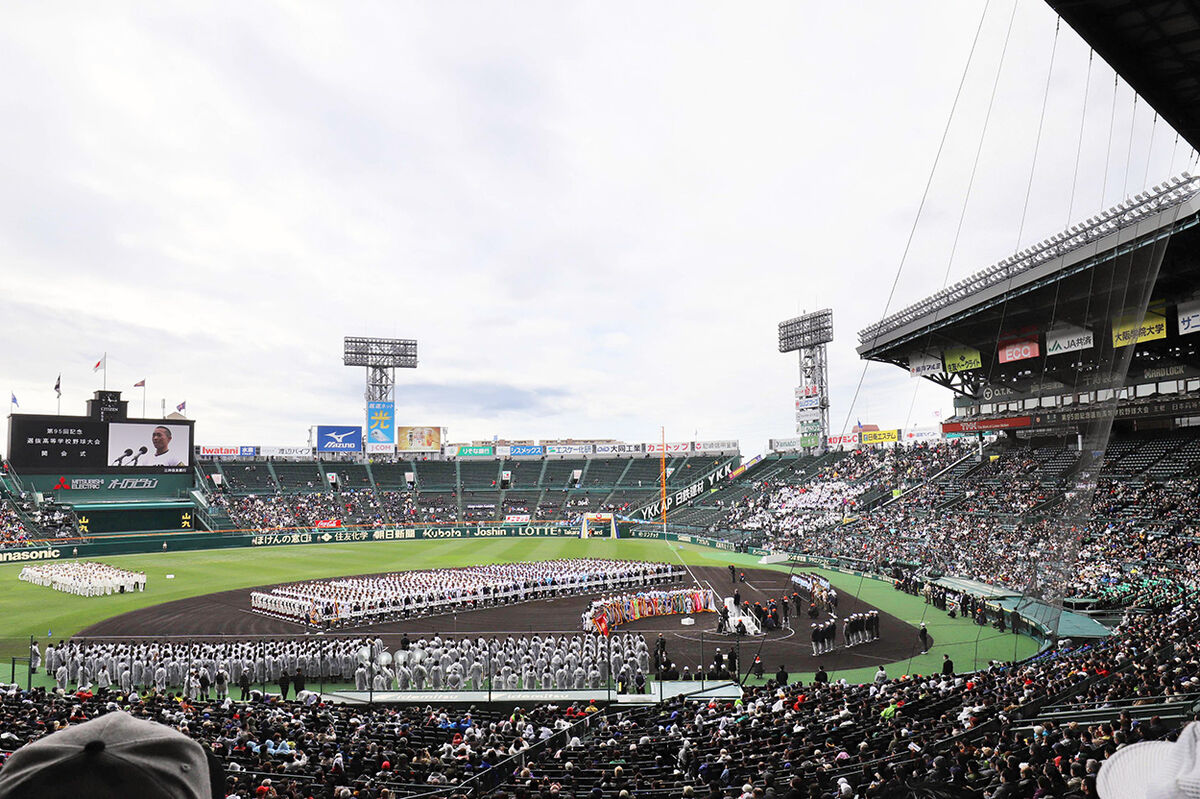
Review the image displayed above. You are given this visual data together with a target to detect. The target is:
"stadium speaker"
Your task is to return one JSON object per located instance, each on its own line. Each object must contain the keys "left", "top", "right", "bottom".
{"left": 500, "top": 470, "right": 512, "bottom": 490}
{"left": 570, "top": 469, "right": 582, "bottom": 488}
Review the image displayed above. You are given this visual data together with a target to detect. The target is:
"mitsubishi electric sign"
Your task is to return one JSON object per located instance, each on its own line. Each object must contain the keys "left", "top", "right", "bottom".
{"left": 316, "top": 426, "right": 363, "bottom": 452}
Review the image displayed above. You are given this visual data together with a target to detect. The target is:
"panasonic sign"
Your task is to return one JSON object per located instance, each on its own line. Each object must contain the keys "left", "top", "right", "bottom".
{"left": 0, "top": 548, "right": 61, "bottom": 563}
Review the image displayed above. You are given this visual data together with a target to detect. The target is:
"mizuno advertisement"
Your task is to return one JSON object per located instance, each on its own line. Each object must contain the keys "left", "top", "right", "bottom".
{"left": 316, "top": 426, "right": 363, "bottom": 452}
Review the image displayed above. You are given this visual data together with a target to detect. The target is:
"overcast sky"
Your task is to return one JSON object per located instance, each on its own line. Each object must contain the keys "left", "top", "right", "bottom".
{"left": 3, "top": 1, "right": 1195, "bottom": 456}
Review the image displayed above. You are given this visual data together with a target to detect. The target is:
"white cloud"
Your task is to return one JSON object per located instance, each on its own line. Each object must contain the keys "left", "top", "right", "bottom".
{"left": 1, "top": 1, "right": 1190, "bottom": 455}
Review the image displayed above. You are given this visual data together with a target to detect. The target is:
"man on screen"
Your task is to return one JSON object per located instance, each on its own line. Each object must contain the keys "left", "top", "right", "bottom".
{"left": 146, "top": 425, "right": 185, "bottom": 466}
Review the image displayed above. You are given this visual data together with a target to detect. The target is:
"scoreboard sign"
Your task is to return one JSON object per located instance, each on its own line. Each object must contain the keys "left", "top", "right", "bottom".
{"left": 8, "top": 414, "right": 194, "bottom": 474}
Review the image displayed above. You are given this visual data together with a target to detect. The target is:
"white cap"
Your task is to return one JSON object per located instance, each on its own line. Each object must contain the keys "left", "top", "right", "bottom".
{"left": 1099, "top": 722, "right": 1200, "bottom": 799}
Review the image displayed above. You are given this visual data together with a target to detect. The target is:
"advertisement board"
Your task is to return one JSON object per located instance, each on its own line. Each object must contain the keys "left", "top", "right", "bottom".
{"left": 795, "top": 385, "right": 821, "bottom": 398}
{"left": 633, "top": 461, "right": 735, "bottom": 521}
{"left": 508, "top": 445, "right": 545, "bottom": 457}
{"left": 944, "top": 346, "right": 983, "bottom": 373}
{"left": 909, "top": 351, "right": 943, "bottom": 377}
{"left": 457, "top": 445, "right": 494, "bottom": 457}
{"left": 199, "top": 446, "right": 241, "bottom": 458}
{"left": 941, "top": 416, "right": 1031, "bottom": 434}
{"left": 315, "top": 426, "right": 363, "bottom": 453}
{"left": 260, "top": 445, "right": 312, "bottom": 458}
{"left": 366, "top": 401, "right": 395, "bottom": 447}
{"left": 997, "top": 330, "right": 1040, "bottom": 364}
{"left": 860, "top": 429, "right": 899, "bottom": 445}
{"left": 1179, "top": 300, "right": 1200, "bottom": 337}
{"left": 395, "top": 426, "right": 443, "bottom": 453}
{"left": 1112, "top": 302, "right": 1167, "bottom": 347}
{"left": 693, "top": 440, "right": 738, "bottom": 452}
{"left": 7, "top": 415, "right": 195, "bottom": 474}
{"left": 545, "top": 444, "right": 594, "bottom": 455}
{"left": 902, "top": 428, "right": 941, "bottom": 443}
{"left": 795, "top": 397, "right": 821, "bottom": 410}
{"left": 1045, "top": 325, "right": 1094, "bottom": 356}
{"left": 645, "top": 442, "right": 692, "bottom": 454}
{"left": 365, "top": 443, "right": 395, "bottom": 454}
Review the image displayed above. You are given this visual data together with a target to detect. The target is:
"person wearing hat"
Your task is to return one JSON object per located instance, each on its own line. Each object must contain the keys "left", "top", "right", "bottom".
{"left": 918, "top": 623, "right": 930, "bottom": 654}
{"left": 0, "top": 710, "right": 221, "bottom": 799}
{"left": 1098, "top": 719, "right": 1200, "bottom": 798}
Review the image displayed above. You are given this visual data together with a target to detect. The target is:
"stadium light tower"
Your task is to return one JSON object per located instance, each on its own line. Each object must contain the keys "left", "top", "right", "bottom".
{"left": 342, "top": 338, "right": 418, "bottom": 445}
{"left": 779, "top": 309, "right": 833, "bottom": 452}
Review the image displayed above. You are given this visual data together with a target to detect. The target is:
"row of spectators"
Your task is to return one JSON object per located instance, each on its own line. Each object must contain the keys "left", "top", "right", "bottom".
{"left": 4, "top": 594, "right": 1197, "bottom": 798}
{"left": 0, "top": 495, "right": 78, "bottom": 546}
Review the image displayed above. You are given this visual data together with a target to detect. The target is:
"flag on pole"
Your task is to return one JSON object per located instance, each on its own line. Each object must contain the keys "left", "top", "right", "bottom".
{"left": 54, "top": 375, "right": 61, "bottom": 398}
{"left": 176, "top": 400, "right": 186, "bottom": 413}
{"left": 9, "top": 393, "right": 16, "bottom": 408}
{"left": 134, "top": 379, "right": 145, "bottom": 388}
{"left": 93, "top": 355, "right": 105, "bottom": 372}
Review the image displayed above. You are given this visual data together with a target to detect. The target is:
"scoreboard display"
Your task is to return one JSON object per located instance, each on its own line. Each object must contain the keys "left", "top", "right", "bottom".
{"left": 7, "top": 393, "right": 194, "bottom": 474}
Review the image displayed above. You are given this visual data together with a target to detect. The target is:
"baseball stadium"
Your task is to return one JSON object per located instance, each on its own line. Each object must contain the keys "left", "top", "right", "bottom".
{"left": 4, "top": 2, "right": 1200, "bottom": 799}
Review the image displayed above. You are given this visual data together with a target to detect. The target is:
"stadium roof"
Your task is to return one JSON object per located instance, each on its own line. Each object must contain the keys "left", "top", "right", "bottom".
{"left": 856, "top": 175, "right": 1200, "bottom": 396}
{"left": 1047, "top": 0, "right": 1200, "bottom": 152}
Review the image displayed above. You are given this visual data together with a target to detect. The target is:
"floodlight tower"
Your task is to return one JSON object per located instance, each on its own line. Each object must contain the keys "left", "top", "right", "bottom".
{"left": 778, "top": 309, "right": 833, "bottom": 452}
{"left": 342, "top": 337, "right": 418, "bottom": 432}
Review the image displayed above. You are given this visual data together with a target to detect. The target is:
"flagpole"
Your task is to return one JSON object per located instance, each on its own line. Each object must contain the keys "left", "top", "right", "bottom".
{"left": 142, "top": 384, "right": 146, "bottom": 418}
{"left": 102, "top": 352, "right": 107, "bottom": 391}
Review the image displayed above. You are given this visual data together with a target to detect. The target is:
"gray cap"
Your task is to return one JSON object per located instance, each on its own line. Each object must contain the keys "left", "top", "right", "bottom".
{"left": 0, "top": 711, "right": 214, "bottom": 799}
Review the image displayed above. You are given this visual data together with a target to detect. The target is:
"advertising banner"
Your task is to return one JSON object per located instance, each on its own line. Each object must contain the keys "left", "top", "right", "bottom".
{"left": 395, "top": 426, "right": 443, "bottom": 453}
{"left": 795, "top": 385, "right": 821, "bottom": 398}
{"left": 260, "top": 445, "right": 312, "bottom": 458}
{"left": 199, "top": 446, "right": 240, "bottom": 458}
{"left": 941, "top": 416, "right": 1031, "bottom": 434}
{"left": 1179, "top": 300, "right": 1200, "bottom": 337}
{"left": 366, "top": 401, "right": 395, "bottom": 447}
{"left": 545, "top": 444, "right": 594, "bottom": 455}
{"left": 909, "top": 351, "right": 943, "bottom": 377}
{"left": 693, "top": 440, "right": 738, "bottom": 452}
{"left": 997, "top": 330, "right": 1040, "bottom": 364}
{"left": 943, "top": 346, "right": 982, "bottom": 373}
{"left": 633, "top": 461, "right": 735, "bottom": 521}
{"left": 508, "top": 445, "right": 545, "bottom": 457}
{"left": 505, "top": 514, "right": 532, "bottom": 523}
{"left": 544, "top": 444, "right": 593, "bottom": 455}
{"left": 770, "top": 437, "right": 806, "bottom": 452}
{"left": 239, "top": 446, "right": 256, "bottom": 457}
{"left": 798, "top": 434, "right": 820, "bottom": 447}
{"left": 644, "top": 442, "right": 691, "bottom": 454}
{"left": 1031, "top": 396, "right": 1200, "bottom": 427}
{"left": 795, "top": 397, "right": 821, "bottom": 410}
{"left": 827, "top": 433, "right": 859, "bottom": 447}
{"left": 366, "top": 443, "right": 395, "bottom": 454}
{"left": 1045, "top": 325, "right": 1094, "bottom": 356}
{"left": 457, "top": 445, "right": 494, "bottom": 457}
{"left": 315, "top": 426, "right": 362, "bottom": 453}
{"left": 860, "top": 429, "right": 899, "bottom": 445}
{"left": 902, "top": 428, "right": 941, "bottom": 443}
{"left": 1112, "top": 302, "right": 1167, "bottom": 347}
{"left": 795, "top": 409, "right": 821, "bottom": 423}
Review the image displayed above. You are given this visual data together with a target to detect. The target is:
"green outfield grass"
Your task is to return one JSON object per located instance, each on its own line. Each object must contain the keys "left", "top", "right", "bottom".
{"left": 0, "top": 537, "right": 1041, "bottom": 687}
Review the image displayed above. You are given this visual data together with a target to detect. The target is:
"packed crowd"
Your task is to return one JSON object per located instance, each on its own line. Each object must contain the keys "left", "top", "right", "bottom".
{"left": 0, "top": 498, "right": 28, "bottom": 548}
{"left": 251, "top": 560, "right": 682, "bottom": 626}
{"left": 18, "top": 561, "right": 146, "bottom": 596}
{"left": 704, "top": 436, "right": 1200, "bottom": 606}
{"left": 5, "top": 594, "right": 1197, "bottom": 798}
{"left": 0, "top": 684, "right": 597, "bottom": 798}
{"left": 497, "top": 597, "right": 1200, "bottom": 799}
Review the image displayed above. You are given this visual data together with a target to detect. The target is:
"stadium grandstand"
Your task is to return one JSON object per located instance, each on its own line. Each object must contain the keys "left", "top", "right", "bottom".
{"left": 7, "top": 3, "right": 1200, "bottom": 799}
